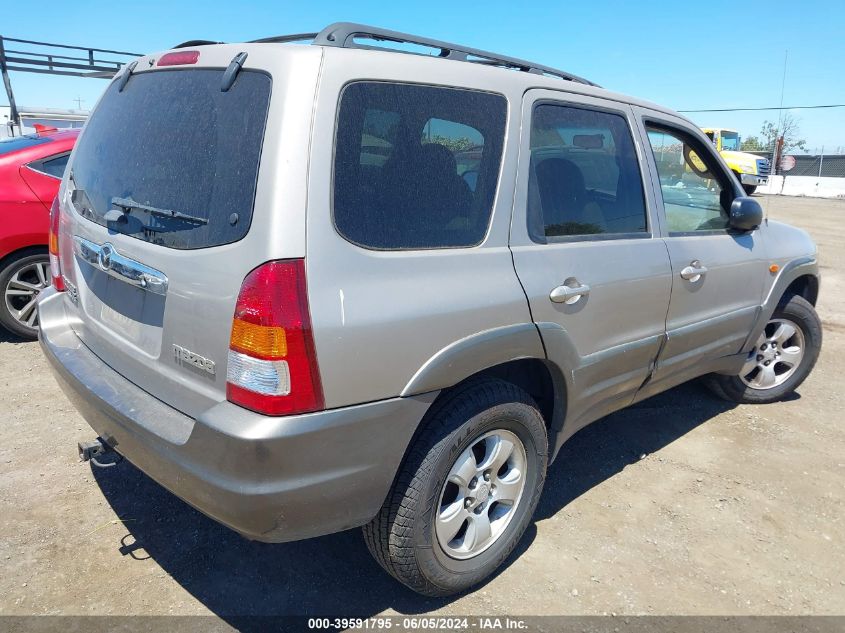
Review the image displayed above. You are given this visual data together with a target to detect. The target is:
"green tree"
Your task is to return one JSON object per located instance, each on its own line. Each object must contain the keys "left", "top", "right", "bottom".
{"left": 760, "top": 113, "right": 807, "bottom": 153}
{"left": 740, "top": 135, "right": 764, "bottom": 151}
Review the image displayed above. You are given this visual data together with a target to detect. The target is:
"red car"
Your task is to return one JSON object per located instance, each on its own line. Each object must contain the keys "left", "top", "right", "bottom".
{"left": 0, "top": 128, "right": 79, "bottom": 339}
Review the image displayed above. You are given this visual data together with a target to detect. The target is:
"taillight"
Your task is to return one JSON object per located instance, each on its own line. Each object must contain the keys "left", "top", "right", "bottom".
{"left": 226, "top": 260, "right": 324, "bottom": 416}
{"left": 157, "top": 51, "right": 200, "bottom": 67}
{"left": 48, "top": 197, "right": 64, "bottom": 292}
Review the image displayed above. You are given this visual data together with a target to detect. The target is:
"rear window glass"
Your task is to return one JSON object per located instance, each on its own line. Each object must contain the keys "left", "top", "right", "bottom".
{"left": 69, "top": 69, "right": 271, "bottom": 249}
{"left": 0, "top": 135, "right": 49, "bottom": 156}
{"left": 528, "top": 104, "right": 647, "bottom": 240}
{"left": 334, "top": 82, "right": 507, "bottom": 250}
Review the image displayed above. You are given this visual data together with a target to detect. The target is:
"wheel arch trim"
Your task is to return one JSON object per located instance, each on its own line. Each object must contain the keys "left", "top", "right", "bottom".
{"left": 400, "top": 323, "right": 547, "bottom": 398}
{"left": 742, "top": 256, "right": 819, "bottom": 354}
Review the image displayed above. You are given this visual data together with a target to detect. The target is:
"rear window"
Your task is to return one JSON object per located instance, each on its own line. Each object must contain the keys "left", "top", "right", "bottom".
{"left": 528, "top": 104, "right": 647, "bottom": 239}
{"left": 0, "top": 135, "right": 49, "bottom": 156}
{"left": 333, "top": 82, "right": 507, "bottom": 250}
{"left": 69, "top": 69, "right": 271, "bottom": 249}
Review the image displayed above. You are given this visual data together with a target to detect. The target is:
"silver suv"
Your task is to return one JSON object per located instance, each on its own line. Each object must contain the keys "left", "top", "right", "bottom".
{"left": 38, "top": 23, "right": 822, "bottom": 596}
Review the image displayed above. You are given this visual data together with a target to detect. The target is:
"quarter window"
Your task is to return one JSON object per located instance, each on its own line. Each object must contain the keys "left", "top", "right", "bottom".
{"left": 646, "top": 126, "right": 732, "bottom": 233}
{"left": 333, "top": 82, "right": 507, "bottom": 250}
{"left": 30, "top": 153, "right": 70, "bottom": 179}
{"left": 527, "top": 104, "right": 647, "bottom": 241}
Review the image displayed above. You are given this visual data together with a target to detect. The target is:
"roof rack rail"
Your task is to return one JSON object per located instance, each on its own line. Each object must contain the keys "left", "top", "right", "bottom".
{"left": 249, "top": 33, "right": 318, "bottom": 44}
{"left": 312, "top": 22, "right": 599, "bottom": 87}
{"left": 170, "top": 23, "right": 599, "bottom": 87}
{"left": 174, "top": 33, "right": 316, "bottom": 48}
{"left": 174, "top": 39, "right": 223, "bottom": 48}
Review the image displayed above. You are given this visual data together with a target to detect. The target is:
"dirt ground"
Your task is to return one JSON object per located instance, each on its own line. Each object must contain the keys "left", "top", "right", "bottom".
{"left": 0, "top": 195, "right": 843, "bottom": 620}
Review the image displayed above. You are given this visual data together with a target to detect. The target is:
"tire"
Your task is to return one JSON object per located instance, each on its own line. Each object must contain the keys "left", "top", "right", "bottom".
{"left": 363, "top": 378, "right": 548, "bottom": 596}
{"left": 742, "top": 184, "right": 757, "bottom": 195}
{"left": 0, "top": 250, "right": 51, "bottom": 340}
{"left": 705, "top": 294, "right": 821, "bottom": 404}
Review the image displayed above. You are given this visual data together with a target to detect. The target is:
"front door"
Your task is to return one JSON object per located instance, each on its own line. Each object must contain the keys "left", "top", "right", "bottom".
{"left": 637, "top": 112, "right": 768, "bottom": 387}
{"left": 509, "top": 91, "right": 672, "bottom": 434}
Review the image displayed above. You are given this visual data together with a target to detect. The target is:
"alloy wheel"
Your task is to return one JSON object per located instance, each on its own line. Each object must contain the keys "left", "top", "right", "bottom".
{"left": 435, "top": 429, "right": 528, "bottom": 560}
{"left": 740, "top": 318, "right": 805, "bottom": 390}
{"left": 4, "top": 260, "right": 51, "bottom": 332}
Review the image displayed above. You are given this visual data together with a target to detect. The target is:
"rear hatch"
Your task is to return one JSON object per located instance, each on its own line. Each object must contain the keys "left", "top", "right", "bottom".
{"left": 55, "top": 48, "right": 307, "bottom": 418}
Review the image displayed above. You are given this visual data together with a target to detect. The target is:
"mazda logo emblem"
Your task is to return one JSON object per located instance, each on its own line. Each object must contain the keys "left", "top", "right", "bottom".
{"left": 98, "top": 244, "right": 114, "bottom": 272}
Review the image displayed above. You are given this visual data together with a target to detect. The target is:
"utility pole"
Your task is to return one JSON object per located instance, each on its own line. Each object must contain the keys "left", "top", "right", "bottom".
{"left": 773, "top": 50, "right": 788, "bottom": 175}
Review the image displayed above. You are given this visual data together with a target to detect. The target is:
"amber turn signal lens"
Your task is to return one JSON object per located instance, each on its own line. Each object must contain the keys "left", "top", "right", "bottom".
{"left": 230, "top": 318, "right": 288, "bottom": 359}
{"left": 769, "top": 264, "right": 780, "bottom": 274}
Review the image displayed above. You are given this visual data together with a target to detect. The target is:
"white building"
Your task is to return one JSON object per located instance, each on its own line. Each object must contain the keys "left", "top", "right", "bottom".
{"left": 1, "top": 105, "right": 88, "bottom": 139}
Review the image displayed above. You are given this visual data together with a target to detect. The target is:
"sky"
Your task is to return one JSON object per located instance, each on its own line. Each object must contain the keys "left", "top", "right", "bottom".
{"left": 2, "top": 0, "right": 844, "bottom": 150}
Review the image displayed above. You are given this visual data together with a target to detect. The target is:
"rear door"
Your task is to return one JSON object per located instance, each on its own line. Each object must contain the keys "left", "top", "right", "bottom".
{"left": 55, "top": 53, "right": 316, "bottom": 419}
{"left": 635, "top": 111, "right": 768, "bottom": 385}
{"left": 510, "top": 90, "right": 672, "bottom": 431}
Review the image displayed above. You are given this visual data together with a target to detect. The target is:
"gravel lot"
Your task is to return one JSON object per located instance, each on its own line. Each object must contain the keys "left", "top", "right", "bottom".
{"left": 1, "top": 195, "right": 843, "bottom": 619}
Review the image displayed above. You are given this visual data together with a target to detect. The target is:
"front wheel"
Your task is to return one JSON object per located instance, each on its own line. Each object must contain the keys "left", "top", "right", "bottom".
{"left": 363, "top": 379, "right": 548, "bottom": 596}
{"left": 705, "top": 294, "right": 821, "bottom": 404}
{"left": 742, "top": 184, "right": 757, "bottom": 195}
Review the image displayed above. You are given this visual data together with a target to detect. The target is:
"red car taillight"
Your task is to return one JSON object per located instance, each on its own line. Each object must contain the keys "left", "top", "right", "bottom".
{"left": 48, "top": 197, "right": 65, "bottom": 292}
{"left": 226, "top": 260, "right": 324, "bottom": 416}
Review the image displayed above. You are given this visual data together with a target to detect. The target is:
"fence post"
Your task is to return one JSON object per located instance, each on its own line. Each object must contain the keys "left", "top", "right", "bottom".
{"left": 818, "top": 146, "right": 824, "bottom": 179}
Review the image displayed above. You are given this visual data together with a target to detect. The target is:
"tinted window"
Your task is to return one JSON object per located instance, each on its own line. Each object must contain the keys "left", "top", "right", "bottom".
{"left": 528, "top": 104, "right": 647, "bottom": 240}
{"left": 646, "top": 126, "right": 731, "bottom": 233}
{"left": 70, "top": 69, "right": 271, "bottom": 249}
{"left": 0, "top": 135, "right": 49, "bottom": 156}
{"left": 30, "top": 153, "right": 70, "bottom": 179}
{"left": 334, "top": 82, "right": 507, "bottom": 250}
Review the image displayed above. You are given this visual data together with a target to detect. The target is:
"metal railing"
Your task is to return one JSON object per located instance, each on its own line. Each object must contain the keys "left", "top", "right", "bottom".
{"left": 0, "top": 35, "right": 142, "bottom": 128}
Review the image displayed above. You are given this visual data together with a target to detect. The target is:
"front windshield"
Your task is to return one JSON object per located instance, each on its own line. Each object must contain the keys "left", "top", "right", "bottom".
{"left": 720, "top": 131, "right": 740, "bottom": 151}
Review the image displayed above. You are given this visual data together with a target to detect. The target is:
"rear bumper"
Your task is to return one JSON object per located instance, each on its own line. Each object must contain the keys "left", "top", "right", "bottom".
{"left": 740, "top": 173, "right": 768, "bottom": 186}
{"left": 38, "top": 289, "right": 434, "bottom": 542}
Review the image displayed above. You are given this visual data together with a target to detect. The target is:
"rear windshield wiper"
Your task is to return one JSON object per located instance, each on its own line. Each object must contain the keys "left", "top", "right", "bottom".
{"left": 107, "top": 197, "right": 209, "bottom": 226}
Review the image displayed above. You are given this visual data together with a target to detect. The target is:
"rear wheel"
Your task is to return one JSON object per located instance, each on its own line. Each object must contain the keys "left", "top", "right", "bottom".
{"left": 742, "top": 184, "right": 757, "bottom": 195}
{"left": 363, "top": 379, "right": 547, "bottom": 596}
{"left": 705, "top": 294, "right": 821, "bottom": 404}
{"left": 0, "top": 250, "right": 51, "bottom": 340}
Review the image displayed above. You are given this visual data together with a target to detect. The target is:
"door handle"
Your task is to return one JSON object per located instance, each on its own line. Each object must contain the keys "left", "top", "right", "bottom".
{"left": 680, "top": 260, "right": 708, "bottom": 282}
{"left": 550, "top": 281, "right": 591, "bottom": 305}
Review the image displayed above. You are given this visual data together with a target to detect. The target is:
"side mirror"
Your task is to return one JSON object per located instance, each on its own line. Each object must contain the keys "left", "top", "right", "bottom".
{"left": 729, "top": 196, "right": 763, "bottom": 231}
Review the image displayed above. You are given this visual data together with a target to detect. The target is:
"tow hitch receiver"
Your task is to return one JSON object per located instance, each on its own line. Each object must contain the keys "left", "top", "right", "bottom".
{"left": 78, "top": 437, "right": 122, "bottom": 468}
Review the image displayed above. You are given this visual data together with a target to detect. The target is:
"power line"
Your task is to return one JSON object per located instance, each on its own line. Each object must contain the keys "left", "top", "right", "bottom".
{"left": 679, "top": 104, "right": 845, "bottom": 113}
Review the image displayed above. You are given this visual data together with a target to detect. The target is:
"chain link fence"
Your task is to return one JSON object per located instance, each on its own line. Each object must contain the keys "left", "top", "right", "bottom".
{"left": 748, "top": 148, "right": 845, "bottom": 178}
{"left": 744, "top": 147, "right": 845, "bottom": 197}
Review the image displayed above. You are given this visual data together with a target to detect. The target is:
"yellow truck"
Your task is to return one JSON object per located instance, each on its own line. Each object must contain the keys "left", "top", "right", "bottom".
{"left": 701, "top": 127, "right": 770, "bottom": 194}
